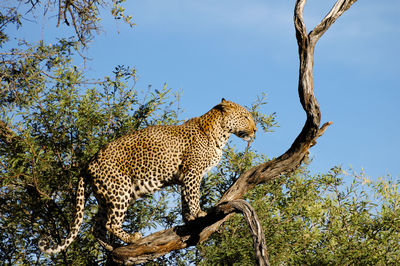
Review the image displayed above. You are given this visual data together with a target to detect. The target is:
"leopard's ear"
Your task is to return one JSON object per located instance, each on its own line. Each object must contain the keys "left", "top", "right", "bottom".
{"left": 216, "top": 98, "right": 233, "bottom": 112}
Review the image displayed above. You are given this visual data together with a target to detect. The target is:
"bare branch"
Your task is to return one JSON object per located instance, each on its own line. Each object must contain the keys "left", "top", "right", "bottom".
{"left": 112, "top": 200, "right": 269, "bottom": 265}
{"left": 111, "top": 204, "right": 234, "bottom": 264}
{"left": 227, "top": 200, "right": 270, "bottom": 266}
{"left": 310, "top": 0, "right": 358, "bottom": 42}
{"left": 109, "top": 0, "right": 358, "bottom": 263}
{"left": 294, "top": 0, "right": 308, "bottom": 48}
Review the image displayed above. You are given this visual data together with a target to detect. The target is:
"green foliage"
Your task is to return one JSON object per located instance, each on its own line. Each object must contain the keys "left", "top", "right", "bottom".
{"left": 0, "top": 7, "right": 22, "bottom": 45}
{"left": 248, "top": 92, "right": 277, "bottom": 133}
{"left": 1, "top": 0, "right": 134, "bottom": 46}
{"left": 1, "top": 1, "right": 398, "bottom": 265}
{"left": 198, "top": 164, "right": 400, "bottom": 265}
{"left": 2, "top": 37, "right": 397, "bottom": 264}
{"left": 0, "top": 35, "right": 182, "bottom": 264}
{"left": 112, "top": 0, "right": 135, "bottom": 27}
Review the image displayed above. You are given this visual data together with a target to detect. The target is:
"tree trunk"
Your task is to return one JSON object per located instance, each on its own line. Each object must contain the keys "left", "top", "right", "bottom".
{"left": 111, "top": 0, "right": 358, "bottom": 264}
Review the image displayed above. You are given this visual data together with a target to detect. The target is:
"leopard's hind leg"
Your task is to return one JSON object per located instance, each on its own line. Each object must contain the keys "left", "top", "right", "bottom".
{"left": 93, "top": 199, "right": 115, "bottom": 251}
{"left": 104, "top": 187, "right": 142, "bottom": 243}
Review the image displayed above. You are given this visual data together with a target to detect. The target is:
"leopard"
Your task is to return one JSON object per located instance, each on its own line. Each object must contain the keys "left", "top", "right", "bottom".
{"left": 38, "top": 98, "right": 257, "bottom": 254}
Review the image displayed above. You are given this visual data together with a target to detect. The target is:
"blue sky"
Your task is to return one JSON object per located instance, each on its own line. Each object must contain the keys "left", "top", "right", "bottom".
{"left": 11, "top": 1, "right": 400, "bottom": 180}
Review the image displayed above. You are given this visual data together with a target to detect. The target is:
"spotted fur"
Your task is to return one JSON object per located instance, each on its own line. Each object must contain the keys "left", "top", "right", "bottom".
{"left": 39, "top": 98, "right": 257, "bottom": 253}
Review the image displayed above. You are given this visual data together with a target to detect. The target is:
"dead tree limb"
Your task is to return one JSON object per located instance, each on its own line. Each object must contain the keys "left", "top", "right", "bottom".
{"left": 227, "top": 200, "right": 270, "bottom": 266}
{"left": 111, "top": 0, "right": 357, "bottom": 263}
{"left": 112, "top": 200, "right": 270, "bottom": 265}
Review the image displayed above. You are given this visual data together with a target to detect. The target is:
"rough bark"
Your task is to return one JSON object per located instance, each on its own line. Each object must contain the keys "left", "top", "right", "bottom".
{"left": 111, "top": 200, "right": 270, "bottom": 265}
{"left": 110, "top": 0, "right": 358, "bottom": 264}
{"left": 227, "top": 200, "right": 270, "bottom": 266}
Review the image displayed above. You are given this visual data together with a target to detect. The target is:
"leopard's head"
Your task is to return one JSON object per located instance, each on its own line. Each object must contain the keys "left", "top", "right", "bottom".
{"left": 217, "top": 98, "right": 257, "bottom": 142}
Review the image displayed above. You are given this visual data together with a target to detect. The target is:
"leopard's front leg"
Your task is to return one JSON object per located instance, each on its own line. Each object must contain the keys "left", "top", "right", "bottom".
{"left": 181, "top": 173, "right": 207, "bottom": 223}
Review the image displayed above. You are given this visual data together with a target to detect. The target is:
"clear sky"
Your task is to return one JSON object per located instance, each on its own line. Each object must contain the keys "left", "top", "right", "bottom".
{"left": 10, "top": 1, "right": 400, "bottom": 180}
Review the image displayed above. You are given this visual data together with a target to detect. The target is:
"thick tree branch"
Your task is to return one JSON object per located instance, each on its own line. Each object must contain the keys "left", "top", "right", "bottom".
{"left": 112, "top": 200, "right": 270, "bottom": 265}
{"left": 111, "top": 0, "right": 357, "bottom": 263}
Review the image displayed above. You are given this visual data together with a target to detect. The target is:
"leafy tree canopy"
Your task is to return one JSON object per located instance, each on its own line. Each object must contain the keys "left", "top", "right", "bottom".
{"left": 1, "top": 1, "right": 399, "bottom": 265}
{"left": 1, "top": 0, "right": 134, "bottom": 47}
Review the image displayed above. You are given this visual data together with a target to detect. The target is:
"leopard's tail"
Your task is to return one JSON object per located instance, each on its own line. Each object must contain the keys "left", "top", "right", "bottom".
{"left": 38, "top": 177, "right": 85, "bottom": 254}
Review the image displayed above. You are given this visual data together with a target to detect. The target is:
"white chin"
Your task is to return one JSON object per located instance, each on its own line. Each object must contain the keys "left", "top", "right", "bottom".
{"left": 242, "top": 136, "right": 251, "bottom": 142}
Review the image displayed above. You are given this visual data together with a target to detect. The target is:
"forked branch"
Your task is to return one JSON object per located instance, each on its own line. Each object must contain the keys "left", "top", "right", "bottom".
{"left": 310, "top": 0, "right": 358, "bottom": 42}
{"left": 107, "top": 0, "right": 355, "bottom": 264}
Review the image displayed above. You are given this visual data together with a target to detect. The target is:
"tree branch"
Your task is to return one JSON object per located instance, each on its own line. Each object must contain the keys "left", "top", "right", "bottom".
{"left": 310, "top": 0, "right": 358, "bottom": 42}
{"left": 227, "top": 200, "right": 270, "bottom": 266}
{"left": 112, "top": 200, "right": 269, "bottom": 265}
{"left": 111, "top": 0, "right": 357, "bottom": 263}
